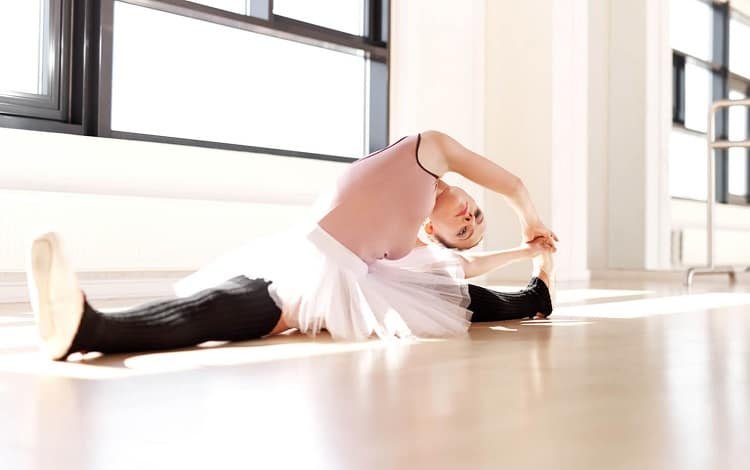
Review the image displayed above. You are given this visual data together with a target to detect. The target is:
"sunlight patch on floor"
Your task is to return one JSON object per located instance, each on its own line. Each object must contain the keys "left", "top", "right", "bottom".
{"left": 488, "top": 325, "right": 517, "bottom": 332}
{"left": 556, "top": 292, "right": 750, "bottom": 319}
{"left": 0, "top": 332, "right": 446, "bottom": 380}
{"left": 122, "top": 338, "right": 415, "bottom": 373}
{"left": 520, "top": 319, "right": 595, "bottom": 326}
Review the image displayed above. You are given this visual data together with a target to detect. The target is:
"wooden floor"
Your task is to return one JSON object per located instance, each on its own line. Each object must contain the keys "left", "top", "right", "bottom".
{"left": 2, "top": 279, "right": 750, "bottom": 470}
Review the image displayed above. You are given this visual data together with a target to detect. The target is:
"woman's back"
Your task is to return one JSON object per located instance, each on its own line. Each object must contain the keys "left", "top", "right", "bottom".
{"left": 318, "top": 133, "right": 438, "bottom": 263}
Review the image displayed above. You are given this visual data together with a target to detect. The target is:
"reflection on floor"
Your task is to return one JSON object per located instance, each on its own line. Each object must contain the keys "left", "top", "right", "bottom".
{"left": 1, "top": 279, "right": 750, "bottom": 469}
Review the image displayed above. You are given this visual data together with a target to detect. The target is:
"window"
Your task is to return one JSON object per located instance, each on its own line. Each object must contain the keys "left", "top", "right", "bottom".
{"left": 111, "top": 2, "right": 367, "bottom": 158}
{"left": 683, "top": 60, "right": 713, "bottom": 132}
{"left": 0, "top": 1, "right": 46, "bottom": 94}
{"left": 670, "top": 0, "right": 714, "bottom": 62}
{"left": 0, "top": 0, "right": 390, "bottom": 162}
{"left": 0, "top": 0, "right": 69, "bottom": 122}
{"left": 729, "top": 12, "right": 750, "bottom": 79}
{"left": 671, "top": 0, "right": 750, "bottom": 205}
{"left": 727, "top": 86, "right": 749, "bottom": 199}
{"left": 274, "top": 0, "right": 366, "bottom": 36}
{"left": 670, "top": 129, "right": 709, "bottom": 200}
{"left": 190, "top": 1, "right": 247, "bottom": 15}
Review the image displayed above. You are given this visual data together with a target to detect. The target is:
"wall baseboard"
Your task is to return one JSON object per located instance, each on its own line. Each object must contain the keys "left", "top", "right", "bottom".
{"left": 0, "top": 271, "right": 190, "bottom": 304}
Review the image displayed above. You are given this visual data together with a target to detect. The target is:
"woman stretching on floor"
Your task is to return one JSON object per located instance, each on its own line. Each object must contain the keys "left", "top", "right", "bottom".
{"left": 26, "top": 130, "right": 558, "bottom": 360}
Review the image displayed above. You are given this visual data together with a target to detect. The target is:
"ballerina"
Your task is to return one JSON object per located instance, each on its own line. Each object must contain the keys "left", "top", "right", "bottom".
{"left": 26, "top": 130, "right": 557, "bottom": 360}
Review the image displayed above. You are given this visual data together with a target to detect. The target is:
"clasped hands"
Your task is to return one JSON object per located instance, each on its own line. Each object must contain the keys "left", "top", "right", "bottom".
{"left": 523, "top": 221, "right": 558, "bottom": 253}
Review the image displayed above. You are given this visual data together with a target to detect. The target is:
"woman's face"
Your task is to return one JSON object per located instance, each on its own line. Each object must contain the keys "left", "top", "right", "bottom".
{"left": 429, "top": 184, "right": 485, "bottom": 249}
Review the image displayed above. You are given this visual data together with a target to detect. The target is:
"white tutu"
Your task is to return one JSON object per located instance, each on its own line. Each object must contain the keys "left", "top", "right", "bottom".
{"left": 173, "top": 223, "right": 472, "bottom": 341}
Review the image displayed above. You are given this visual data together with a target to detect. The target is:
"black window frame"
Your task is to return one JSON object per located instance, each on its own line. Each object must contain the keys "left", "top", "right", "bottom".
{"left": 0, "top": 0, "right": 391, "bottom": 163}
{"left": 672, "top": 0, "right": 750, "bottom": 205}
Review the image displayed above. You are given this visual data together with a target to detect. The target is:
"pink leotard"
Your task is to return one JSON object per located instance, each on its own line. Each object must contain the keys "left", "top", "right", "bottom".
{"left": 318, "top": 133, "right": 439, "bottom": 264}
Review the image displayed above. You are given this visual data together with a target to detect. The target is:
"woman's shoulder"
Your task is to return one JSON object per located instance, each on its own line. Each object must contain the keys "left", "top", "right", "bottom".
{"left": 415, "top": 130, "right": 448, "bottom": 177}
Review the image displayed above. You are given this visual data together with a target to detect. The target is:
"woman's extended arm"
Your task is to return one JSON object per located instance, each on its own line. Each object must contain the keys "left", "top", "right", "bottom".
{"left": 457, "top": 247, "right": 532, "bottom": 279}
{"left": 420, "top": 130, "right": 557, "bottom": 245}
{"left": 457, "top": 237, "right": 550, "bottom": 278}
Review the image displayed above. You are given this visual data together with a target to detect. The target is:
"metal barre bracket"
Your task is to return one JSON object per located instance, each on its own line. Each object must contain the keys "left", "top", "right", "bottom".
{"left": 684, "top": 99, "right": 750, "bottom": 287}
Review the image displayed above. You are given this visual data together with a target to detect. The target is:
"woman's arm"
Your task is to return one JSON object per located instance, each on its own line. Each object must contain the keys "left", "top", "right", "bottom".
{"left": 457, "top": 246, "right": 533, "bottom": 279}
{"left": 420, "top": 130, "right": 556, "bottom": 244}
{"left": 458, "top": 237, "right": 553, "bottom": 278}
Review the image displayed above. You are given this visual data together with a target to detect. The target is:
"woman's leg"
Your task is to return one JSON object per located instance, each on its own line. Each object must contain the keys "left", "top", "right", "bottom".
{"left": 27, "top": 232, "right": 284, "bottom": 360}
{"left": 68, "top": 276, "right": 283, "bottom": 356}
{"left": 468, "top": 251, "right": 555, "bottom": 322}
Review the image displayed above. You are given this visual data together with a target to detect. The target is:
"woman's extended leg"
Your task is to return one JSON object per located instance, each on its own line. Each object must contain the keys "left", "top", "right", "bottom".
{"left": 68, "top": 276, "right": 283, "bottom": 356}
{"left": 468, "top": 251, "right": 555, "bottom": 322}
{"left": 27, "top": 233, "right": 285, "bottom": 360}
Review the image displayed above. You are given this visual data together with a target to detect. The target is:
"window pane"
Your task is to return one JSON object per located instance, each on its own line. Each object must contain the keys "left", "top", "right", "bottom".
{"left": 728, "top": 88, "right": 748, "bottom": 142}
{"left": 190, "top": 1, "right": 246, "bottom": 15}
{"left": 670, "top": 0, "right": 714, "bottom": 62}
{"left": 728, "top": 88, "right": 748, "bottom": 197}
{"left": 728, "top": 148, "right": 748, "bottom": 196}
{"left": 670, "top": 129, "right": 708, "bottom": 200}
{"left": 730, "top": 14, "right": 750, "bottom": 79}
{"left": 684, "top": 61, "right": 713, "bottom": 132}
{"left": 0, "top": 0, "right": 45, "bottom": 95}
{"left": 111, "top": 2, "right": 367, "bottom": 158}
{"left": 273, "top": 0, "right": 365, "bottom": 36}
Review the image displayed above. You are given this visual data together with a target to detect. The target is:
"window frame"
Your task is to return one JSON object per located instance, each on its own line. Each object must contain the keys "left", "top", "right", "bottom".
{"left": 0, "top": 0, "right": 391, "bottom": 163}
{"left": 672, "top": 0, "right": 750, "bottom": 206}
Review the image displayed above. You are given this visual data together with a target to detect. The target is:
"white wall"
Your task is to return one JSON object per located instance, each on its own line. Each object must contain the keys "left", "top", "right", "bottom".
{"left": 607, "top": 0, "right": 672, "bottom": 271}
{"left": 671, "top": 199, "right": 750, "bottom": 266}
{"left": 389, "top": 0, "right": 486, "bottom": 219}
{"left": 0, "top": 127, "right": 345, "bottom": 205}
{"left": 389, "top": 0, "right": 485, "bottom": 149}
{"left": 587, "top": 0, "right": 610, "bottom": 271}
{"left": 483, "top": 0, "right": 590, "bottom": 282}
{"left": 0, "top": 128, "right": 348, "bottom": 276}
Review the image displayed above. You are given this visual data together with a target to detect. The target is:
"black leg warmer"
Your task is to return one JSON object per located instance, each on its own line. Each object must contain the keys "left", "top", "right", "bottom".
{"left": 67, "top": 276, "right": 282, "bottom": 355}
{"left": 468, "top": 277, "right": 553, "bottom": 322}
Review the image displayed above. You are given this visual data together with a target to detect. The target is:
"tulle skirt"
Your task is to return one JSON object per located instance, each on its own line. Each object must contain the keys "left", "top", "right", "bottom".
{"left": 173, "top": 223, "right": 472, "bottom": 341}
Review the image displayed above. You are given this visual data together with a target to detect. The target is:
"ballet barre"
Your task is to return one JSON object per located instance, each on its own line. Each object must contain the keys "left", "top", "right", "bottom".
{"left": 685, "top": 98, "right": 750, "bottom": 287}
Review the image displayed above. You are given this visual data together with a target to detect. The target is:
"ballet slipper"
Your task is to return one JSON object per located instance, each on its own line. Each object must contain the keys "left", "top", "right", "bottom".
{"left": 26, "top": 232, "right": 84, "bottom": 360}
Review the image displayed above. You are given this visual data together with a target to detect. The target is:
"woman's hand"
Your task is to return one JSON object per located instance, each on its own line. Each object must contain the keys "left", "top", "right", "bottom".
{"left": 523, "top": 222, "right": 558, "bottom": 251}
{"left": 523, "top": 236, "right": 556, "bottom": 257}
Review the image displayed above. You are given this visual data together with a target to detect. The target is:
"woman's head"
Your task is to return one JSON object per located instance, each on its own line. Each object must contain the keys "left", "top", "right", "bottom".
{"left": 426, "top": 184, "right": 485, "bottom": 250}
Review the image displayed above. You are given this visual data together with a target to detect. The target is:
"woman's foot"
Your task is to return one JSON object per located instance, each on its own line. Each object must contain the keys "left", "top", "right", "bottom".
{"left": 531, "top": 250, "right": 556, "bottom": 319}
{"left": 26, "top": 232, "right": 85, "bottom": 360}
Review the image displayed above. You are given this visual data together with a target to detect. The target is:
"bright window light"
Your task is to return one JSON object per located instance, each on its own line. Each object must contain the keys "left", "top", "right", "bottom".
{"left": 273, "top": 0, "right": 365, "bottom": 36}
{"left": 684, "top": 61, "right": 713, "bottom": 133}
{"left": 728, "top": 88, "right": 748, "bottom": 196}
{"left": 670, "top": 0, "right": 714, "bottom": 62}
{"left": 191, "top": 0, "right": 246, "bottom": 14}
{"left": 0, "top": 0, "right": 44, "bottom": 94}
{"left": 730, "top": 14, "right": 750, "bottom": 79}
{"left": 111, "top": 2, "right": 367, "bottom": 158}
{"left": 728, "top": 88, "right": 748, "bottom": 142}
{"left": 728, "top": 148, "right": 748, "bottom": 196}
{"left": 670, "top": 128, "right": 709, "bottom": 200}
